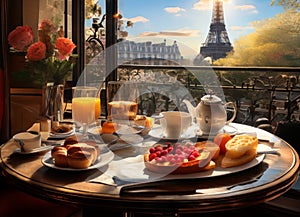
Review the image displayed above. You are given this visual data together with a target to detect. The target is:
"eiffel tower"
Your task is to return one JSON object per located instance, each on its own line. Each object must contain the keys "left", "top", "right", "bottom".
{"left": 199, "top": 0, "right": 233, "bottom": 61}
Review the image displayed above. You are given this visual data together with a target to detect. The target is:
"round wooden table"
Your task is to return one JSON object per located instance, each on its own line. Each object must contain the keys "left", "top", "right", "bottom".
{"left": 0, "top": 123, "right": 299, "bottom": 216}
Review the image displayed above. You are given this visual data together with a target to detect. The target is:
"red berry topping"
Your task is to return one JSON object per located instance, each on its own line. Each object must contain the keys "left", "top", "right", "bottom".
{"left": 188, "top": 155, "right": 196, "bottom": 161}
{"left": 149, "top": 147, "right": 156, "bottom": 153}
{"left": 148, "top": 142, "right": 202, "bottom": 165}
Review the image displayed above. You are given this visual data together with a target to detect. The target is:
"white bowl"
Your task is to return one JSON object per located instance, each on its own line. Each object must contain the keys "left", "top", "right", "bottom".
{"left": 13, "top": 132, "right": 41, "bottom": 152}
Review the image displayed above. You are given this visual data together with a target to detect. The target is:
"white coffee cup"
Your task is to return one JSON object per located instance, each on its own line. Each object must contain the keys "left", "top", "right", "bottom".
{"left": 13, "top": 132, "right": 41, "bottom": 152}
{"left": 159, "top": 111, "right": 192, "bottom": 139}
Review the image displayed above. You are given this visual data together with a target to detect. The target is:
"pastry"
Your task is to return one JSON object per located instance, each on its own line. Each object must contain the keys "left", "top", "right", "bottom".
{"left": 63, "top": 135, "right": 79, "bottom": 146}
{"left": 144, "top": 142, "right": 215, "bottom": 174}
{"left": 67, "top": 150, "right": 95, "bottom": 169}
{"left": 51, "top": 146, "right": 68, "bottom": 167}
{"left": 220, "top": 134, "right": 258, "bottom": 168}
{"left": 134, "top": 115, "right": 147, "bottom": 126}
{"left": 51, "top": 142, "right": 99, "bottom": 169}
{"left": 67, "top": 143, "right": 98, "bottom": 165}
{"left": 101, "top": 121, "right": 117, "bottom": 134}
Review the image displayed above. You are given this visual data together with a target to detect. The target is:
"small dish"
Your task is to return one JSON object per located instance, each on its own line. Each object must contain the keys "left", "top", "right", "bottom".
{"left": 48, "top": 130, "right": 75, "bottom": 139}
{"left": 42, "top": 149, "right": 114, "bottom": 171}
{"left": 51, "top": 122, "right": 74, "bottom": 134}
{"left": 148, "top": 125, "right": 197, "bottom": 141}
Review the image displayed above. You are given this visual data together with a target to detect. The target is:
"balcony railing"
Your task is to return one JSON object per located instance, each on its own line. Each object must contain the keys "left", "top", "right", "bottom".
{"left": 116, "top": 64, "right": 300, "bottom": 126}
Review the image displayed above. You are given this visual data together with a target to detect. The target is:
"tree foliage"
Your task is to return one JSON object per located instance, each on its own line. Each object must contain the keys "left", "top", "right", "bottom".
{"left": 215, "top": 10, "right": 300, "bottom": 66}
{"left": 271, "top": 0, "right": 300, "bottom": 10}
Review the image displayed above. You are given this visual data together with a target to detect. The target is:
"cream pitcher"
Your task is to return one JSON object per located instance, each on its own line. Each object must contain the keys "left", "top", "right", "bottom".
{"left": 183, "top": 94, "right": 237, "bottom": 135}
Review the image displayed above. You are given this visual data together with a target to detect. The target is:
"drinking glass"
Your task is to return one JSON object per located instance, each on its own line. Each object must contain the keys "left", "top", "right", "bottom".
{"left": 106, "top": 81, "right": 138, "bottom": 122}
{"left": 72, "top": 86, "right": 98, "bottom": 140}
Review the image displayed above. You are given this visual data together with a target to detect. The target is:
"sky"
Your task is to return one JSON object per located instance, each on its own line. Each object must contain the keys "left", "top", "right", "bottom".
{"left": 91, "top": 0, "right": 283, "bottom": 58}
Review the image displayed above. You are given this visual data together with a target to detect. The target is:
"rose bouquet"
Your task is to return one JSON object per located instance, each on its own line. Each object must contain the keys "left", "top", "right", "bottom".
{"left": 8, "top": 19, "right": 77, "bottom": 86}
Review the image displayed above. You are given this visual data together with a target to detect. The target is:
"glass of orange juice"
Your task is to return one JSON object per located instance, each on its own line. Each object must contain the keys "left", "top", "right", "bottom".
{"left": 72, "top": 86, "right": 98, "bottom": 140}
{"left": 94, "top": 93, "right": 101, "bottom": 120}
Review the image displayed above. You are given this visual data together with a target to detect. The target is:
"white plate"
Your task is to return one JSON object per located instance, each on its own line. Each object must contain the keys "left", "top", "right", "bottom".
{"left": 113, "top": 153, "right": 266, "bottom": 183}
{"left": 208, "top": 154, "right": 265, "bottom": 177}
{"left": 148, "top": 125, "right": 197, "bottom": 140}
{"left": 50, "top": 130, "right": 73, "bottom": 136}
{"left": 14, "top": 144, "right": 53, "bottom": 155}
{"left": 41, "top": 149, "right": 114, "bottom": 171}
{"left": 49, "top": 130, "right": 75, "bottom": 139}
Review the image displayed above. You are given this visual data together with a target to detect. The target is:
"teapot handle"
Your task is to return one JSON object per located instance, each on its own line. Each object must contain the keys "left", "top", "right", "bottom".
{"left": 225, "top": 102, "right": 237, "bottom": 125}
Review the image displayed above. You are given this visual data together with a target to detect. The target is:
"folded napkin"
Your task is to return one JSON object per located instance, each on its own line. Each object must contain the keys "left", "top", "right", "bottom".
{"left": 88, "top": 155, "right": 161, "bottom": 186}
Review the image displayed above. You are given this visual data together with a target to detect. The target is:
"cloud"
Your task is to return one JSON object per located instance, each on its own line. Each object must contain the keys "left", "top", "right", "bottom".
{"left": 235, "top": 5, "right": 255, "bottom": 10}
{"left": 234, "top": 4, "right": 258, "bottom": 14}
{"left": 128, "top": 16, "right": 149, "bottom": 23}
{"left": 137, "top": 29, "right": 200, "bottom": 38}
{"left": 164, "top": 7, "right": 186, "bottom": 14}
{"left": 193, "top": 0, "right": 211, "bottom": 11}
{"left": 192, "top": 0, "right": 232, "bottom": 11}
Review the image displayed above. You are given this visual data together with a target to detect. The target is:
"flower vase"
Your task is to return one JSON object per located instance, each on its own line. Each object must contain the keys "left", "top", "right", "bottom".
{"left": 42, "top": 83, "right": 64, "bottom": 121}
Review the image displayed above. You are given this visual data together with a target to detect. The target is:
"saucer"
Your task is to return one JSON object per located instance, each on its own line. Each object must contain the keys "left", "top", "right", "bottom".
{"left": 148, "top": 125, "right": 197, "bottom": 141}
{"left": 14, "top": 143, "right": 53, "bottom": 155}
{"left": 196, "top": 124, "right": 238, "bottom": 138}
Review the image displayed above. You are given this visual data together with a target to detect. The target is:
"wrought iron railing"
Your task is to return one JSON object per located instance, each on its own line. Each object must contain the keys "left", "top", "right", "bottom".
{"left": 117, "top": 64, "right": 300, "bottom": 126}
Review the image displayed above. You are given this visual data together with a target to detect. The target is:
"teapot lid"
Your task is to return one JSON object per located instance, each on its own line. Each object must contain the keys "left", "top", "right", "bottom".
{"left": 201, "top": 94, "right": 222, "bottom": 104}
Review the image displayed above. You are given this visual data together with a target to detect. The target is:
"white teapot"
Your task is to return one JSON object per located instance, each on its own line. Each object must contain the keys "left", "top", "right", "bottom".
{"left": 183, "top": 94, "right": 237, "bottom": 135}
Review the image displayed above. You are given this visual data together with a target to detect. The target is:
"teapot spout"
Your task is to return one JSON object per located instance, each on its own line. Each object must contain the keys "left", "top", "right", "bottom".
{"left": 183, "top": 99, "right": 197, "bottom": 122}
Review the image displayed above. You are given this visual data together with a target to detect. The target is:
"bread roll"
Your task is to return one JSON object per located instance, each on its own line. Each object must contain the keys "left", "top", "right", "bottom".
{"left": 85, "top": 140, "right": 101, "bottom": 157}
{"left": 67, "top": 151, "right": 94, "bottom": 169}
{"left": 225, "top": 134, "right": 258, "bottom": 159}
{"left": 51, "top": 146, "right": 68, "bottom": 167}
{"left": 220, "top": 149, "right": 257, "bottom": 168}
{"left": 51, "top": 142, "right": 99, "bottom": 169}
{"left": 67, "top": 143, "right": 98, "bottom": 165}
{"left": 63, "top": 135, "right": 79, "bottom": 146}
{"left": 220, "top": 134, "right": 258, "bottom": 168}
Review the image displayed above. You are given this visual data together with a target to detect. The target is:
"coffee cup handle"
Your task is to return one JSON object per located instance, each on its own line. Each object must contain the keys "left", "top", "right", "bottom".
{"left": 15, "top": 139, "right": 25, "bottom": 151}
{"left": 225, "top": 102, "right": 237, "bottom": 125}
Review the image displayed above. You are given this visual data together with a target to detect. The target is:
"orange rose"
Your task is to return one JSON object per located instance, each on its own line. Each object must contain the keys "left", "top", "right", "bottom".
{"left": 27, "top": 42, "right": 46, "bottom": 61}
{"left": 56, "top": 37, "right": 76, "bottom": 57}
{"left": 8, "top": 26, "right": 33, "bottom": 51}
